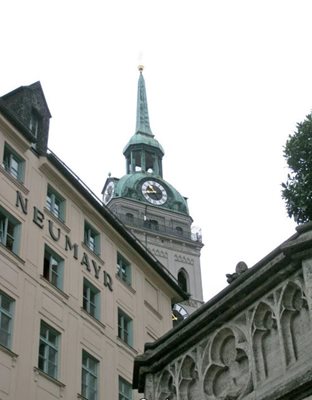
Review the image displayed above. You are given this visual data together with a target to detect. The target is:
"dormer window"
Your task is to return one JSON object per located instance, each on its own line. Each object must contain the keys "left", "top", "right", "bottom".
{"left": 29, "top": 109, "right": 42, "bottom": 151}
{"left": 29, "top": 109, "right": 40, "bottom": 138}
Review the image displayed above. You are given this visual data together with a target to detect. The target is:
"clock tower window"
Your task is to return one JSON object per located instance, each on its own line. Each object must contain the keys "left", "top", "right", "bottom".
{"left": 144, "top": 219, "right": 159, "bottom": 231}
{"left": 175, "top": 227, "right": 183, "bottom": 236}
{"left": 178, "top": 269, "right": 189, "bottom": 293}
{"left": 125, "top": 213, "right": 134, "bottom": 224}
{"left": 130, "top": 150, "right": 143, "bottom": 173}
{"left": 150, "top": 220, "right": 159, "bottom": 231}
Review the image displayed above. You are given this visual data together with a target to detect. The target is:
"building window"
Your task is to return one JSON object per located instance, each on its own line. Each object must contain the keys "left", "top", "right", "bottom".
{"left": 125, "top": 213, "right": 134, "bottom": 223}
{"left": 175, "top": 226, "right": 183, "bottom": 236}
{"left": 118, "top": 308, "right": 133, "bottom": 347}
{"left": 144, "top": 219, "right": 159, "bottom": 231}
{"left": 84, "top": 221, "right": 100, "bottom": 255}
{"left": 150, "top": 219, "right": 159, "bottom": 231}
{"left": 178, "top": 269, "right": 189, "bottom": 293}
{"left": 46, "top": 185, "right": 65, "bottom": 221}
{"left": 0, "top": 207, "right": 20, "bottom": 254}
{"left": 43, "top": 245, "right": 64, "bottom": 290}
{"left": 0, "top": 291, "right": 14, "bottom": 349}
{"left": 119, "top": 376, "right": 132, "bottom": 400}
{"left": 38, "top": 321, "right": 60, "bottom": 379}
{"left": 82, "top": 350, "right": 98, "bottom": 400}
{"left": 3, "top": 143, "right": 24, "bottom": 182}
{"left": 29, "top": 109, "right": 40, "bottom": 138}
{"left": 83, "top": 279, "right": 100, "bottom": 319}
{"left": 117, "top": 252, "right": 131, "bottom": 285}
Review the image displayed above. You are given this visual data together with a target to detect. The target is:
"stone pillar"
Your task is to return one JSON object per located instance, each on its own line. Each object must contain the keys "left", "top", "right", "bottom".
{"left": 130, "top": 151, "right": 135, "bottom": 173}
{"left": 141, "top": 151, "right": 146, "bottom": 172}
{"left": 143, "top": 373, "right": 154, "bottom": 400}
{"left": 302, "top": 257, "right": 312, "bottom": 319}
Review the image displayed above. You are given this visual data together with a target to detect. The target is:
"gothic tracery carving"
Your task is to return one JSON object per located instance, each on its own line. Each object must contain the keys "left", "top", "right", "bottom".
{"left": 156, "top": 369, "right": 176, "bottom": 400}
{"left": 280, "top": 281, "right": 310, "bottom": 366}
{"left": 252, "top": 302, "right": 279, "bottom": 383}
{"left": 204, "top": 327, "right": 251, "bottom": 400}
{"left": 178, "top": 356, "right": 199, "bottom": 400}
{"left": 151, "top": 272, "right": 312, "bottom": 400}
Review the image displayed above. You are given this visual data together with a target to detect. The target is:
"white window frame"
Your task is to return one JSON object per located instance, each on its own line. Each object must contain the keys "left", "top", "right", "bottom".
{"left": 46, "top": 185, "right": 65, "bottom": 222}
{"left": 0, "top": 291, "right": 14, "bottom": 349}
{"left": 0, "top": 207, "right": 21, "bottom": 254}
{"left": 83, "top": 279, "right": 100, "bottom": 319}
{"left": 3, "top": 143, "right": 24, "bottom": 182}
{"left": 119, "top": 376, "right": 132, "bottom": 400}
{"left": 43, "top": 245, "right": 64, "bottom": 290}
{"left": 118, "top": 308, "right": 133, "bottom": 346}
{"left": 84, "top": 221, "right": 100, "bottom": 255}
{"left": 82, "top": 350, "right": 98, "bottom": 400}
{"left": 117, "top": 252, "right": 132, "bottom": 286}
{"left": 38, "top": 321, "right": 60, "bottom": 379}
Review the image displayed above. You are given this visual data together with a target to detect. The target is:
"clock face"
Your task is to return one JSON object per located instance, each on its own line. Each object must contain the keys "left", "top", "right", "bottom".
{"left": 141, "top": 180, "right": 168, "bottom": 205}
{"left": 103, "top": 181, "right": 115, "bottom": 205}
{"left": 172, "top": 303, "right": 189, "bottom": 324}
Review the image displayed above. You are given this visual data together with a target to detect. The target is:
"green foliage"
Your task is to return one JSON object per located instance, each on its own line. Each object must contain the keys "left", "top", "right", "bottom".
{"left": 282, "top": 113, "right": 312, "bottom": 223}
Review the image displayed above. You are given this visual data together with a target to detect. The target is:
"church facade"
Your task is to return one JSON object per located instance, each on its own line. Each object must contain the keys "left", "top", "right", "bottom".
{"left": 102, "top": 66, "right": 204, "bottom": 321}
{"left": 0, "top": 81, "right": 187, "bottom": 399}
{"left": 133, "top": 223, "right": 312, "bottom": 399}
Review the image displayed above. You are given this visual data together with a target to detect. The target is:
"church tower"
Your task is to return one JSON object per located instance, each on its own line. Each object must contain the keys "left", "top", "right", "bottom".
{"left": 102, "top": 66, "right": 203, "bottom": 318}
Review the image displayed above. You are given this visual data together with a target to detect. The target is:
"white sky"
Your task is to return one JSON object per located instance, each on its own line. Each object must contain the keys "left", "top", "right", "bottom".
{"left": 2, "top": 0, "right": 311, "bottom": 301}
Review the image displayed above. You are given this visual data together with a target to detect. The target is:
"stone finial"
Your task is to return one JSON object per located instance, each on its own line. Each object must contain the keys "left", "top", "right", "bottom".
{"left": 226, "top": 261, "right": 248, "bottom": 284}
{"left": 236, "top": 261, "right": 248, "bottom": 274}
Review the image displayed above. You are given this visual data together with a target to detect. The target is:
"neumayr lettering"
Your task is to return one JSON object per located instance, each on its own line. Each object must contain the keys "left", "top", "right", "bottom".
{"left": 15, "top": 190, "right": 113, "bottom": 291}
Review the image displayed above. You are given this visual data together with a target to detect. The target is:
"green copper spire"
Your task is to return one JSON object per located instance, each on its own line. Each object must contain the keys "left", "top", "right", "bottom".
{"left": 136, "top": 65, "right": 153, "bottom": 136}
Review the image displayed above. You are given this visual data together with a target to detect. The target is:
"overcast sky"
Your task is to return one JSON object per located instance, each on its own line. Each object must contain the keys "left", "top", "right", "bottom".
{"left": 3, "top": 0, "right": 312, "bottom": 300}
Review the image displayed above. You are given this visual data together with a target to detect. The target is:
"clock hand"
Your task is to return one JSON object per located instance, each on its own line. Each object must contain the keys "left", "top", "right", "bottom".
{"left": 146, "top": 186, "right": 157, "bottom": 193}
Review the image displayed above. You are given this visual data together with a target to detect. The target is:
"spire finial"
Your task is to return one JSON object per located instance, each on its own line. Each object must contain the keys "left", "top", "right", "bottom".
{"left": 138, "top": 65, "right": 144, "bottom": 73}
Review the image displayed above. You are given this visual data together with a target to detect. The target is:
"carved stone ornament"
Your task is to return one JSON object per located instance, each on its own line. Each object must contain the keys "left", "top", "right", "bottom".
{"left": 148, "top": 272, "right": 312, "bottom": 400}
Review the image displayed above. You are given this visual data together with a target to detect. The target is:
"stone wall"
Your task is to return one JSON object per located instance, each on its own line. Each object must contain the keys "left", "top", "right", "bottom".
{"left": 134, "top": 224, "right": 312, "bottom": 399}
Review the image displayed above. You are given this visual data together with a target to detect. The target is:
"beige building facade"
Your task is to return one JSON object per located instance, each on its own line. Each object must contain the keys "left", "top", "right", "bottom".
{"left": 0, "top": 82, "right": 187, "bottom": 399}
